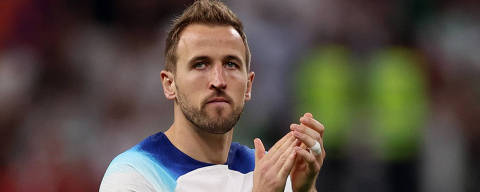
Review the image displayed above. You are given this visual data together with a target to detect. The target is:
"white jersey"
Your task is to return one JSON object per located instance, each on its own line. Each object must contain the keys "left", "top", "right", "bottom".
{"left": 100, "top": 132, "right": 292, "bottom": 191}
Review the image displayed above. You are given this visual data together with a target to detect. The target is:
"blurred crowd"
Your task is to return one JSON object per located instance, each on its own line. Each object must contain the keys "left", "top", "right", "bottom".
{"left": 0, "top": 0, "right": 479, "bottom": 191}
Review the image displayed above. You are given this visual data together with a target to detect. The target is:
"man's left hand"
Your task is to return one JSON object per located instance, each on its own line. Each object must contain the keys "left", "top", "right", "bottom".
{"left": 289, "top": 113, "right": 326, "bottom": 192}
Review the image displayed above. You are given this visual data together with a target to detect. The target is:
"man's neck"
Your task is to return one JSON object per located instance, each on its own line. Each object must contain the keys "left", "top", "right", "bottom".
{"left": 165, "top": 109, "right": 233, "bottom": 164}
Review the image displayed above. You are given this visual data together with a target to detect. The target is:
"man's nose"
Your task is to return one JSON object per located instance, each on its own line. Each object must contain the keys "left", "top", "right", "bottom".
{"left": 209, "top": 64, "right": 227, "bottom": 90}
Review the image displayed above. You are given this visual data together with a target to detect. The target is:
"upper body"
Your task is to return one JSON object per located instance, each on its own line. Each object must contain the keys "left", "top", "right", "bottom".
{"left": 100, "top": 132, "right": 293, "bottom": 191}
{"left": 100, "top": 1, "right": 326, "bottom": 191}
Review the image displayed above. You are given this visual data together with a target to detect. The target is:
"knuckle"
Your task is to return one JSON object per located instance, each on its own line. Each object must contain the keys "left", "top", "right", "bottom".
{"left": 297, "top": 125, "right": 305, "bottom": 132}
{"left": 319, "top": 125, "right": 325, "bottom": 131}
{"left": 299, "top": 133, "right": 307, "bottom": 140}
{"left": 319, "top": 122, "right": 325, "bottom": 130}
{"left": 303, "top": 117, "right": 312, "bottom": 125}
{"left": 295, "top": 132, "right": 304, "bottom": 139}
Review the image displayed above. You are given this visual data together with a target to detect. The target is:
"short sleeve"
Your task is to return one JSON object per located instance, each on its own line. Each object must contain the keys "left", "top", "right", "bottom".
{"left": 99, "top": 164, "right": 157, "bottom": 192}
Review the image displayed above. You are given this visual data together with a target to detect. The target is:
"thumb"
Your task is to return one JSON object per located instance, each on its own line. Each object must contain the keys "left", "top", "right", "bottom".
{"left": 254, "top": 138, "right": 265, "bottom": 164}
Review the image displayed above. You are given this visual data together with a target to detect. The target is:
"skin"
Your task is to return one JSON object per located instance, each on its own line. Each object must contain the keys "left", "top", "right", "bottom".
{"left": 253, "top": 112, "right": 326, "bottom": 192}
{"left": 160, "top": 23, "right": 326, "bottom": 191}
{"left": 289, "top": 113, "right": 326, "bottom": 192}
{"left": 160, "top": 24, "right": 254, "bottom": 164}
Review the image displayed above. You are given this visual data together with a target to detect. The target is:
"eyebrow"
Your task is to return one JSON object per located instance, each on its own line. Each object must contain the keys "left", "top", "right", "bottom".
{"left": 188, "top": 55, "right": 244, "bottom": 65}
{"left": 189, "top": 56, "right": 210, "bottom": 63}
{"left": 224, "top": 55, "right": 244, "bottom": 66}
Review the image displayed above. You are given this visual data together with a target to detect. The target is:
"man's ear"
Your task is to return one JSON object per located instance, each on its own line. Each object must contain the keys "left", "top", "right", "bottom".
{"left": 161, "top": 70, "right": 176, "bottom": 100}
{"left": 245, "top": 71, "right": 255, "bottom": 101}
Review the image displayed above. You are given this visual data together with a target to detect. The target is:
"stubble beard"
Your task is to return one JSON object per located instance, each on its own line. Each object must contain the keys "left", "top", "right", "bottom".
{"left": 176, "top": 89, "right": 244, "bottom": 134}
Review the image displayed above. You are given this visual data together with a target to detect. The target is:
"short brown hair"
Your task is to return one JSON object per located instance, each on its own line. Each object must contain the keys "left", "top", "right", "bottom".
{"left": 164, "top": 0, "right": 251, "bottom": 72}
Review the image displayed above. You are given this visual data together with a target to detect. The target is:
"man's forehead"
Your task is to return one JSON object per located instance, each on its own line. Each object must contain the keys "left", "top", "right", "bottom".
{"left": 176, "top": 23, "right": 246, "bottom": 65}
{"left": 178, "top": 24, "right": 242, "bottom": 43}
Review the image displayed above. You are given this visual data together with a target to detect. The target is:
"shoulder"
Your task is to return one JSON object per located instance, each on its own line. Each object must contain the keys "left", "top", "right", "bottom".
{"left": 100, "top": 133, "right": 177, "bottom": 191}
{"left": 227, "top": 142, "right": 255, "bottom": 174}
{"left": 230, "top": 142, "right": 255, "bottom": 157}
{"left": 99, "top": 163, "right": 156, "bottom": 192}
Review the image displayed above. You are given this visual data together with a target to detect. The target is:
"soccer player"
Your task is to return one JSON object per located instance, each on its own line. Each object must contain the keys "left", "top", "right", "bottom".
{"left": 99, "top": 1, "right": 325, "bottom": 191}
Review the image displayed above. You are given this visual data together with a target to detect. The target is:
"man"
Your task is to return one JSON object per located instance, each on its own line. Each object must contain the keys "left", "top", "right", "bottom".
{"left": 99, "top": 0, "right": 326, "bottom": 191}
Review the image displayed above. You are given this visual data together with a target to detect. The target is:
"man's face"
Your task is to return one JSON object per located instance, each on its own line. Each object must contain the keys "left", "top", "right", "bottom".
{"left": 170, "top": 24, "right": 254, "bottom": 134}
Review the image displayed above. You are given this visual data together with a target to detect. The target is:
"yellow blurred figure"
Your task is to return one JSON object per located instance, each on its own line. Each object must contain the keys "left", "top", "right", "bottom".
{"left": 368, "top": 47, "right": 427, "bottom": 162}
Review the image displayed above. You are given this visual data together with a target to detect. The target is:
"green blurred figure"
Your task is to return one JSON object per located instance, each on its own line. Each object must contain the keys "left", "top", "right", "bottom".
{"left": 296, "top": 45, "right": 428, "bottom": 191}
{"left": 296, "top": 45, "right": 354, "bottom": 158}
{"left": 368, "top": 48, "right": 427, "bottom": 162}
{"left": 367, "top": 47, "right": 427, "bottom": 192}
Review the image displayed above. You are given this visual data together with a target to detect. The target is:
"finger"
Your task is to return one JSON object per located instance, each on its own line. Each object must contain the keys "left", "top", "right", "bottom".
{"left": 268, "top": 133, "right": 296, "bottom": 162}
{"left": 292, "top": 130, "right": 324, "bottom": 156}
{"left": 275, "top": 139, "right": 298, "bottom": 178}
{"left": 295, "top": 146, "right": 321, "bottom": 172}
{"left": 254, "top": 138, "right": 266, "bottom": 164}
{"left": 299, "top": 116, "right": 325, "bottom": 137}
{"left": 268, "top": 132, "right": 293, "bottom": 155}
{"left": 294, "top": 138, "right": 302, "bottom": 147}
{"left": 290, "top": 124, "right": 321, "bottom": 142}
{"left": 304, "top": 112, "right": 313, "bottom": 118}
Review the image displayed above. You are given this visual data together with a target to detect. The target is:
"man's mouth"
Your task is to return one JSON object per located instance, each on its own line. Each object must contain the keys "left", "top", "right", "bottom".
{"left": 206, "top": 97, "right": 230, "bottom": 104}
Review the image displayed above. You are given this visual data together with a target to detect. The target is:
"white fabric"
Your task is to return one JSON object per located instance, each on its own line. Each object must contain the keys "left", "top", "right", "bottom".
{"left": 100, "top": 164, "right": 294, "bottom": 192}
{"left": 310, "top": 141, "right": 322, "bottom": 155}
{"left": 99, "top": 164, "right": 158, "bottom": 192}
{"left": 175, "top": 165, "right": 293, "bottom": 192}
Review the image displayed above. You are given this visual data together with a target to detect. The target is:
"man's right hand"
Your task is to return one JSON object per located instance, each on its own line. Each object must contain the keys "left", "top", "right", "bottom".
{"left": 252, "top": 132, "right": 299, "bottom": 192}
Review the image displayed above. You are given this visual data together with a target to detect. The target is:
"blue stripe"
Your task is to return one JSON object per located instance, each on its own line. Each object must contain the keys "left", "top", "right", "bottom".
{"left": 105, "top": 131, "right": 256, "bottom": 190}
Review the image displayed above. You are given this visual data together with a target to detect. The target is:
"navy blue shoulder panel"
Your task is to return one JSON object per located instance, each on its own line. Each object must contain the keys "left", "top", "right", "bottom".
{"left": 226, "top": 142, "right": 255, "bottom": 174}
{"left": 136, "top": 132, "right": 255, "bottom": 179}
{"left": 136, "top": 132, "right": 212, "bottom": 179}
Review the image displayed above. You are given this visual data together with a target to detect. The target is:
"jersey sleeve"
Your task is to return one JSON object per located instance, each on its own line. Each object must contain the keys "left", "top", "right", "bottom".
{"left": 99, "top": 163, "right": 158, "bottom": 192}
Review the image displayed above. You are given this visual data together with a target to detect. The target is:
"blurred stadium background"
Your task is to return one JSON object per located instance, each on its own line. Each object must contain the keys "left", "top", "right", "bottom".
{"left": 0, "top": 0, "right": 479, "bottom": 191}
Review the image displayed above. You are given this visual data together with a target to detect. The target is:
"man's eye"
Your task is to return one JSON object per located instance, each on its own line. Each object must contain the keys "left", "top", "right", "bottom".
{"left": 194, "top": 62, "right": 207, "bottom": 69}
{"left": 225, "top": 62, "right": 238, "bottom": 69}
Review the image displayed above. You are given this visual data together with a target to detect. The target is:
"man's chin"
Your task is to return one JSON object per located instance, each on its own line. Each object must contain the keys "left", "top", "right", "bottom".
{"left": 205, "top": 113, "right": 232, "bottom": 122}
{"left": 204, "top": 106, "right": 231, "bottom": 117}
{"left": 196, "top": 116, "right": 235, "bottom": 134}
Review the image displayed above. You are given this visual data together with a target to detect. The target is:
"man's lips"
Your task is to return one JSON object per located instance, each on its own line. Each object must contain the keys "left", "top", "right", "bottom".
{"left": 206, "top": 97, "right": 230, "bottom": 104}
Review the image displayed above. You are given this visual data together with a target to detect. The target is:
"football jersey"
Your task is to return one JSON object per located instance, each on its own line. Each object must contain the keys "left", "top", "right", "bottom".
{"left": 99, "top": 132, "right": 292, "bottom": 191}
